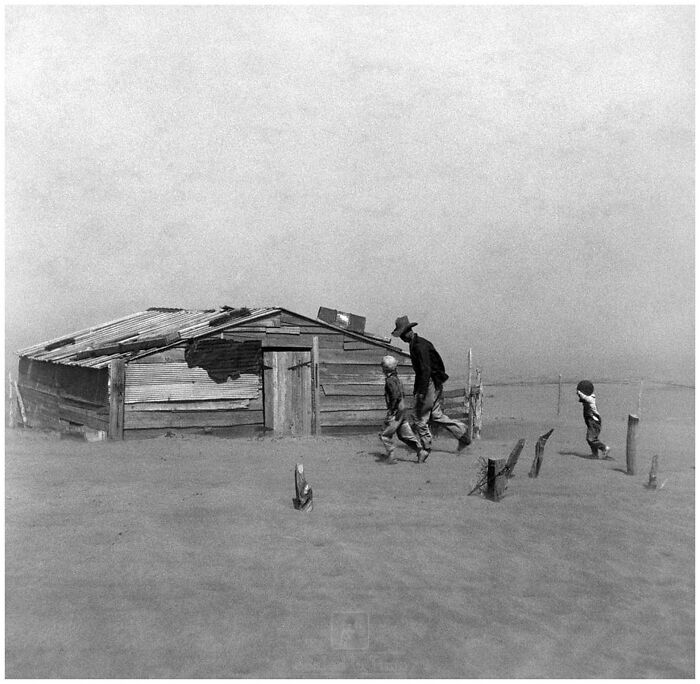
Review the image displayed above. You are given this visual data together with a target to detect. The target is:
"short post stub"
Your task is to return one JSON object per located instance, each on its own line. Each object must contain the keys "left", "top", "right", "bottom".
{"left": 486, "top": 458, "right": 506, "bottom": 501}
{"left": 647, "top": 454, "right": 659, "bottom": 489}
{"left": 626, "top": 414, "right": 639, "bottom": 475}
{"left": 293, "top": 463, "right": 313, "bottom": 511}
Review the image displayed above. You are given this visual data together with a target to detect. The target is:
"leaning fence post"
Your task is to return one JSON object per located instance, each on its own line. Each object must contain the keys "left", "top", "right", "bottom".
{"left": 529, "top": 428, "right": 554, "bottom": 478}
{"left": 626, "top": 414, "right": 639, "bottom": 475}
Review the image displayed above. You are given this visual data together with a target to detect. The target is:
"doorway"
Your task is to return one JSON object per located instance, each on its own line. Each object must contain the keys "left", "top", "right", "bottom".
{"left": 263, "top": 350, "right": 312, "bottom": 435}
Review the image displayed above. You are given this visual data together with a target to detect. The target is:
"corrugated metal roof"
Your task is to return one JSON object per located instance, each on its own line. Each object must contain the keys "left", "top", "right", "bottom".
{"left": 17, "top": 306, "right": 405, "bottom": 368}
{"left": 17, "top": 307, "right": 277, "bottom": 368}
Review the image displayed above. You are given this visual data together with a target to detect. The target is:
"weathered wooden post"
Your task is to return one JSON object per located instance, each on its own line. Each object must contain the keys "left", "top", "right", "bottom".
{"left": 466, "top": 348, "right": 472, "bottom": 397}
{"left": 646, "top": 455, "right": 659, "bottom": 489}
{"left": 293, "top": 463, "right": 313, "bottom": 511}
{"left": 505, "top": 438, "right": 526, "bottom": 478}
{"left": 557, "top": 374, "right": 562, "bottom": 416}
{"left": 108, "top": 359, "right": 126, "bottom": 440}
{"left": 529, "top": 428, "right": 554, "bottom": 478}
{"left": 486, "top": 457, "right": 506, "bottom": 501}
{"left": 8, "top": 373, "right": 17, "bottom": 428}
{"left": 473, "top": 369, "right": 483, "bottom": 440}
{"left": 626, "top": 414, "right": 639, "bottom": 475}
{"left": 311, "top": 336, "right": 321, "bottom": 435}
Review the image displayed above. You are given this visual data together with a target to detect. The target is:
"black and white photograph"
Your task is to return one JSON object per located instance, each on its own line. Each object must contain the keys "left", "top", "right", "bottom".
{"left": 5, "top": 4, "right": 694, "bottom": 678}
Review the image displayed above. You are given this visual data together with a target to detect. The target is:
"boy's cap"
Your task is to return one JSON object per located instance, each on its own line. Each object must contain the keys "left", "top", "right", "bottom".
{"left": 391, "top": 316, "right": 417, "bottom": 337}
{"left": 576, "top": 380, "right": 594, "bottom": 395}
{"left": 381, "top": 355, "right": 398, "bottom": 370}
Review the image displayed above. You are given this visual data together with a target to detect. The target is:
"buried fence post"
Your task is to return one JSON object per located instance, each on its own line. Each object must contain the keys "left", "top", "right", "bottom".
{"left": 468, "top": 438, "right": 525, "bottom": 497}
{"left": 486, "top": 458, "right": 506, "bottom": 501}
{"left": 626, "top": 414, "right": 639, "bottom": 475}
{"left": 505, "top": 438, "right": 526, "bottom": 478}
{"left": 293, "top": 463, "right": 313, "bottom": 511}
{"left": 528, "top": 428, "right": 555, "bottom": 478}
{"left": 646, "top": 454, "right": 659, "bottom": 489}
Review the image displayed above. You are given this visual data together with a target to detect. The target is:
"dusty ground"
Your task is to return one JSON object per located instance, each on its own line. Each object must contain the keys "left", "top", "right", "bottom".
{"left": 5, "top": 386, "right": 694, "bottom": 678}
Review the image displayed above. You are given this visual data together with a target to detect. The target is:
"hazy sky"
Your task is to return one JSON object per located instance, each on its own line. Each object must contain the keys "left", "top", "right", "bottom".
{"left": 5, "top": 5, "right": 694, "bottom": 383}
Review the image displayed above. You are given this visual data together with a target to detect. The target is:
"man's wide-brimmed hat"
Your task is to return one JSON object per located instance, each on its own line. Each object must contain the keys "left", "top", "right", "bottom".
{"left": 391, "top": 315, "right": 418, "bottom": 337}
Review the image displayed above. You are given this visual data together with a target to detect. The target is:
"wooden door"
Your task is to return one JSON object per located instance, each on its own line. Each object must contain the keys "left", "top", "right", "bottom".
{"left": 263, "top": 350, "right": 312, "bottom": 435}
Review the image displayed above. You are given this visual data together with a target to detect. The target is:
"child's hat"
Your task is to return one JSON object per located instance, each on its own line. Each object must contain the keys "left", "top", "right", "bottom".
{"left": 381, "top": 355, "right": 398, "bottom": 370}
{"left": 576, "top": 380, "right": 594, "bottom": 395}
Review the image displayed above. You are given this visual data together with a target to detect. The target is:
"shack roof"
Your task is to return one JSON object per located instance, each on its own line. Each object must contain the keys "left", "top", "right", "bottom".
{"left": 17, "top": 306, "right": 403, "bottom": 369}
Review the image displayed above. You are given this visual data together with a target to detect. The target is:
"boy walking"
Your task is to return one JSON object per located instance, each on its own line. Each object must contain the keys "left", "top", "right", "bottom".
{"left": 379, "top": 355, "right": 427, "bottom": 464}
{"left": 576, "top": 380, "right": 611, "bottom": 459}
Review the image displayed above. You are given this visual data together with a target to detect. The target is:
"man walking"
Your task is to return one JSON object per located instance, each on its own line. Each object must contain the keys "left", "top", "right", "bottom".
{"left": 391, "top": 316, "right": 471, "bottom": 462}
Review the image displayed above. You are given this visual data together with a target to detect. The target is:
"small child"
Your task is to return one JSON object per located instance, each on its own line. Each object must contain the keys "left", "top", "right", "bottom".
{"left": 576, "top": 380, "right": 611, "bottom": 459}
{"left": 379, "top": 355, "right": 427, "bottom": 464}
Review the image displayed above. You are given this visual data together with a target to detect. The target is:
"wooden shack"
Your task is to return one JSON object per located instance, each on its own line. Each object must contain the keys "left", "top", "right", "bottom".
{"left": 14, "top": 306, "right": 468, "bottom": 439}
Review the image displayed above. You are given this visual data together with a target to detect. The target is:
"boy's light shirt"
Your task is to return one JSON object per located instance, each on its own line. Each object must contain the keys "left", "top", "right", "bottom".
{"left": 577, "top": 390, "right": 601, "bottom": 422}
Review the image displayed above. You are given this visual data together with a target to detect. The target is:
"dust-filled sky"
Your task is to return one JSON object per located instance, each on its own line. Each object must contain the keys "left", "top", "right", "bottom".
{"left": 5, "top": 5, "right": 695, "bottom": 383}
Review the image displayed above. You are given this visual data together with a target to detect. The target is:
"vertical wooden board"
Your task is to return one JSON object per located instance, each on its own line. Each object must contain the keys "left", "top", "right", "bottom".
{"left": 288, "top": 351, "right": 300, "bottom": 433}
{"left": 302, "top": 352, "right": 312, "bottom": 434}
{"left": 311, "top": 337, "right": 321, "bottom": 435}
{"left": 263, "top": 351, "right": 276, "bottom": 431}
{"left": 108, "top": 359, "right": 126, "bottom": 440}
{"left": 278, "top": 352, "right": 289, "bottom": 433}
{"left": 288, "top": 350, "right": 312, "bottom": 435}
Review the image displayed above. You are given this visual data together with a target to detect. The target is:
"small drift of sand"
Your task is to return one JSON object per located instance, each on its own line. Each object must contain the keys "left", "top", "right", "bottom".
{"left": 5, "top": 406, "right": 694, "bottom": 678}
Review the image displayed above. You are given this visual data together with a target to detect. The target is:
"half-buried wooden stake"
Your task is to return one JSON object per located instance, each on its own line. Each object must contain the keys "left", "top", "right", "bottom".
{"left": 486, "top": 458, "right": 506, "bottom": 502}
{"left": 528, "top": 428, "right": 555, "bottom": 478}
{"left": 505, "top": 438, "right": 526, "bottom": 479}
{"left": 645, "top": 454, "right": 659, "bottom": 490}
{"left": 293, "top": 464, "right": 313, "bottom": 511}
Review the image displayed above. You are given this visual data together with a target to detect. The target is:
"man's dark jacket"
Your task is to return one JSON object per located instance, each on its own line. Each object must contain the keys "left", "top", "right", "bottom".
{"left": 408, "top": 334, "right": 449, "bottom": 395}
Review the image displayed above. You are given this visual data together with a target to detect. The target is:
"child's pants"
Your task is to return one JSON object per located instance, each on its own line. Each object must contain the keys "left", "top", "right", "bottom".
{"left": 586, "top": 420, "right": 607, "bottom": 456}
{"left": 414, "top": 379, "right": 468, "bottom": 452}
{"left": 380, "top": 414, "right": 421, "bottom": 455}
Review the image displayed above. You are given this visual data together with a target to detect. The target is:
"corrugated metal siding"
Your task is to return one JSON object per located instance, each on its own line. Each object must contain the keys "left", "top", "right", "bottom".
{"left": 125, "top": 364, "right": 260, "bottom": 403}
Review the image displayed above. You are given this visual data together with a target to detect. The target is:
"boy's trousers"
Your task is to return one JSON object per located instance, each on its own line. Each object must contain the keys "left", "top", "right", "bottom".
{"left": 380, "top": 413, "right": 421, "bottom": 454}
{"left": 585, "top": 419, "right": 606, "bottom": 455}
{"left": 413, "top": 379, "right": 467, "bottom": 452}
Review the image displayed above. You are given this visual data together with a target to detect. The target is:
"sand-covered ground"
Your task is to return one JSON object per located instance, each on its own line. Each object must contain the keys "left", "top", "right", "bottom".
{"left": 5, "top": 384, "right": 694, "bottom": 678}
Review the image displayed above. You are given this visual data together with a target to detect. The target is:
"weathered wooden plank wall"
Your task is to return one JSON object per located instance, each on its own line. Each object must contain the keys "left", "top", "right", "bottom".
{"left": 271, "top": 313, "right": 466, "bottom": 428}
{"left": 16, "top": 359, "right": 109, "bottom": 431}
